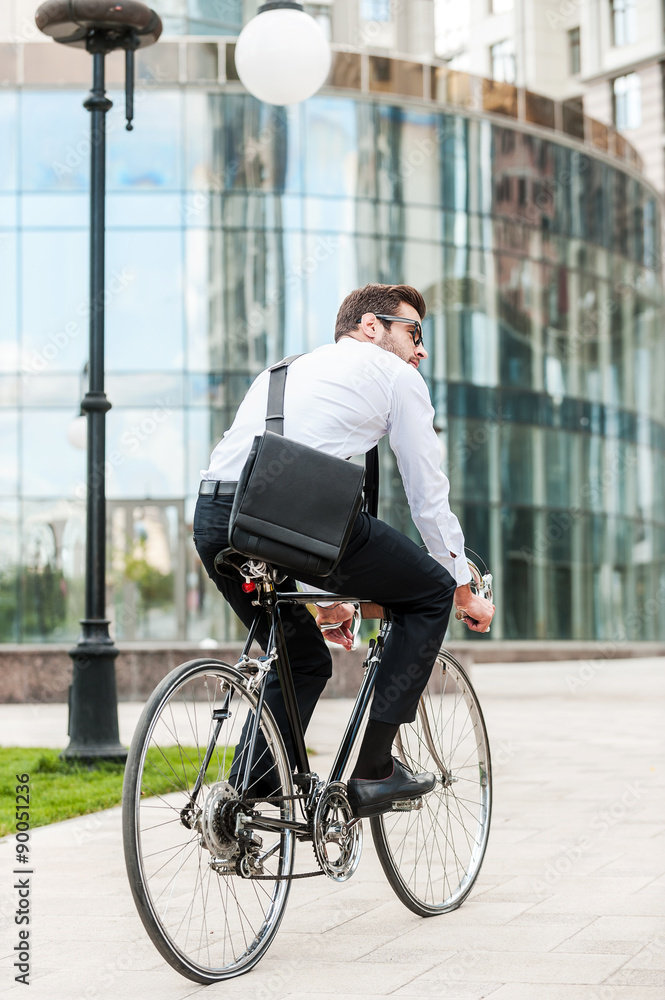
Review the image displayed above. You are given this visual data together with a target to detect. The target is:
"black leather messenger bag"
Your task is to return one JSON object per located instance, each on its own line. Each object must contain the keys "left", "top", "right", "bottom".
{"left": 228, "top": 355, "right": 367, "bottom": 577}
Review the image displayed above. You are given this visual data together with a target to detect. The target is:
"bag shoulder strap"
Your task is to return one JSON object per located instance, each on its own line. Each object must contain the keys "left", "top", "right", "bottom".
{"left": 265, "top": 352, "right": 380, "bottom": 513}
{"left": 265, "top": 354, "right": 304, "bottom": 435}
{"left": 363, "top": 444, "right": 380, "bottom": 517}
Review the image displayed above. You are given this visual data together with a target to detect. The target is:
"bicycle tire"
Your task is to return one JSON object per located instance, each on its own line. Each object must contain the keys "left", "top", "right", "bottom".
{"left": 370, "top": 649, "right": 492, "bottom": 916}
{"left": 122, "top": 658, "right": 295, "bottom": 984}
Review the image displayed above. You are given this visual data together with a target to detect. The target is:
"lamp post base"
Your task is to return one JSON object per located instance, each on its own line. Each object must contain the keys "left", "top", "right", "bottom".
{"left": 63, "top": 620, "right": 127, "bottom": 761}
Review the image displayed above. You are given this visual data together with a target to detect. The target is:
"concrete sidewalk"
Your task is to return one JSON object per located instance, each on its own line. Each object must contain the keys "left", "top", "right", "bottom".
{"left": 1, "top": 658, "right": 664, "bottom": 1000}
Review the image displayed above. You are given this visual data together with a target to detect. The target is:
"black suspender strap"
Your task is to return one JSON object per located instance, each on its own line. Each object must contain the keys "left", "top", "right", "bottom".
{"left": 265, "top": 353, "right": 380, "bottom": 514}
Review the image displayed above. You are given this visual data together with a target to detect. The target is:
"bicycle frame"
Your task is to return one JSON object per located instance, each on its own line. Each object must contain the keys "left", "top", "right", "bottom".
{"left": 190, "top": 580, "right": 391, "bottom": 837}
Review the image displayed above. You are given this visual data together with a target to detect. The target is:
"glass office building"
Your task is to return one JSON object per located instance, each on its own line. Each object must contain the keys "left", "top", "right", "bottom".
{"left": 0, "top": 42, "right": 663, "bottom": 644}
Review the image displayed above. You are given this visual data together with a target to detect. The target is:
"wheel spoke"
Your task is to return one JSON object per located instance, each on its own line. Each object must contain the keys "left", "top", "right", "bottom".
{"left": 371, "top": 652, "right": 491, "bottom": 915}
{"left": 123, "top": 661, "right": 295, "bottom": 983}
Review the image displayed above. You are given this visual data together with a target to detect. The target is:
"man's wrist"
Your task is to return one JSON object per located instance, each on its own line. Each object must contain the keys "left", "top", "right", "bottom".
{"left": 454, "top": 583, "right": 472, "bottom": 605}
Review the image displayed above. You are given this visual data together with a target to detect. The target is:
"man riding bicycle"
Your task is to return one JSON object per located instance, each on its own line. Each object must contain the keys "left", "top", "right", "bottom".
{"left": 193, "top": 282, "right": 495, "bottom": 818}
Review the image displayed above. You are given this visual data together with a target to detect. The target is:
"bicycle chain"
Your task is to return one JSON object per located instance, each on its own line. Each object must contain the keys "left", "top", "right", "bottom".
{"left": 237, "top": 793, "right": 325, "bottom": 881}
{"left": 245, "top": 869, "right": 323, "bottom": 880}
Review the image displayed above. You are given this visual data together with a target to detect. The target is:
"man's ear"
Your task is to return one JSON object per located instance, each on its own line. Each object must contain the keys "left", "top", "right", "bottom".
{"left": 360, "top": 312, "right": 379, "bottom": 342}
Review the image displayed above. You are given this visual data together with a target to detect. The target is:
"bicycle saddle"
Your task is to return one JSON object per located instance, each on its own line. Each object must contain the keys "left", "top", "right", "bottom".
{"left": 213, "top": 548, "right": 288, "bottom": 586}
{"left": 213, "top": 547, "right": 249, "bottom": 581}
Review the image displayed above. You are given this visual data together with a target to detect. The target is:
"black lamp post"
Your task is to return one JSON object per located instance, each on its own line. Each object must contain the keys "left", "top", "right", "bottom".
{"left": 35, "top": 0, "right": 162, "bottom": 759}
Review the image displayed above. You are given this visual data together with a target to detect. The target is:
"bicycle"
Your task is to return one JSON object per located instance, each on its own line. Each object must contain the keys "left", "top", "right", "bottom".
{"left": 122, "top": 550, "right": 493, "bottom": 985}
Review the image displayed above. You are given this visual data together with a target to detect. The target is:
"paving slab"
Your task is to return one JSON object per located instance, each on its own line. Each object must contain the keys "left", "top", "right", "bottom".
{"left": 0, "top": 657, "right": 664, "bottom": 999}
{"left": 486, "top": 986, "right": 665, "bottom": 1000}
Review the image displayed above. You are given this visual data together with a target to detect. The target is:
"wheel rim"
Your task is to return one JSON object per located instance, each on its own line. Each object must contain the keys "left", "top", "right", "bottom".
{"left": 375, "top": 651, "right": 491, "bottom": 912}
{"left": 126, "top": 665, "right": 294, "bottom": 979}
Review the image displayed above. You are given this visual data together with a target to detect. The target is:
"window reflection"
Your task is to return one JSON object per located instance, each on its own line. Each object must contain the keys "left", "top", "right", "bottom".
{"left": 304, "top": 98, "right": 358, "bottom": 197}
{"left": 20, "top": 91, "right": 90, "bottom": 192}
{"left": 106, "top": 408, "right": 185, "bottom": 499}
{"left": 0, "top": 92, "right": 17, "bottom": 190}
{"left": 0, "top": 231, "right": 18, "bottom": 372}
{"left": 108, "top": 501, "right": 182, "bottom": 640}
{"left": 544, "top": 429, "right": 573, "bottom": 508}
{"left": 458, "top": 311, "right": 497, "bottom": 386}
{"left": 501, "top": 425, "right": 533, "bottom": 504}
{"left": 107, "top": 90, "right": 182, "bottom": 191}
{"left": 22, "top": 411, "right": 86, "bottom": 497}
{"left": 0, "top": 413, "right": 18, "bottom": 495}
{"left": 107, "top": 193, "right": 183, "bottom": 228}
{"left": 21, "top": 231, "right": 88, "bottom": 374}
{"left": 187, "top": 408, "right": 213, "bottom": 490}
{"left": 21, "top": 194, "right": 87, "bottom": 228}
{"left": 0, "top": 499, "right": 19, "bottom": 641}
{"left": 21, "top": 374, "right": 79, "bottom": 408}
{"left": 106, "top": 230, "right": 184, "bottom": 371}
{"left": 501, "top": 506, "right": 535, "bottom": 638}
{"left": 106, "top": 373, "right": 184, "bottom": 407}
{"left": 304, "top": 233, "right": 355, "bottom": 350}
{"left": 303, "top": 196, "right": 356, "bottom": 233}
{"left": 449, "top": 418, "right": 490, "bottom": 501}
{"left": 498, "top": 256, "right": 533, "bottom": 388}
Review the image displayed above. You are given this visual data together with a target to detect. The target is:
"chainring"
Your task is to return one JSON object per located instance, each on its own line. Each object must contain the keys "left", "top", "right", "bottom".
{"left": 312, "top": 781, "right": 362, "bottom": 882}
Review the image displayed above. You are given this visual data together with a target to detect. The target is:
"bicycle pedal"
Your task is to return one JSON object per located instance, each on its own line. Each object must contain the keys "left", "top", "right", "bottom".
{"left": 391, "top": 797, "right": 423, "bottom": 811}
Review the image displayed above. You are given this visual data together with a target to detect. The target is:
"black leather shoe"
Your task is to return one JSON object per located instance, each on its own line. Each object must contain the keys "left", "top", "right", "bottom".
{"left": 346, "top": 758, "right": 436, "bottom": 819}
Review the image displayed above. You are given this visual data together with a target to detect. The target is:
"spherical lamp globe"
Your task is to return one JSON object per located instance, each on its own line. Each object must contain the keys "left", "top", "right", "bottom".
{"left": 67, "top": 414, "right": 87, "bottom": 450}
{"left": 235, "top": 5, "right": 331, "bottom": 106}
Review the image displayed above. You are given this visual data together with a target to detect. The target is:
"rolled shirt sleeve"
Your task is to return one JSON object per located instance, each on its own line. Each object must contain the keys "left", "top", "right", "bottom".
{"left": 387, "top": 366, "right": 472, "bottom": 587}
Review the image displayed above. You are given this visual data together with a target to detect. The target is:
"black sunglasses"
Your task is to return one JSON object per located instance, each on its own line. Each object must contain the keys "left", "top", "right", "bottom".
{"left": 357, "top": 314, "right": 424, "bottom": 348}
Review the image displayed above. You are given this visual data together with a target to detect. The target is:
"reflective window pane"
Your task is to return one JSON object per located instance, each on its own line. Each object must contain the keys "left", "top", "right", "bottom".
{"left": 108, "top": 502, "right": 182, "bottom": 641}
{"left": 106, "top": 230, "right": 184, "bottom": 371}
{"left": 0, "top": 231, "right": 18, "bottom": 372}
{"left": 21, "top": 194, "right": 87, "bottom": 228}
{"left": 0, "top": 92, "right": 18, "bottom": 190}
{"left": 20, "top": 91, "right": 89, "bottom": 192}
{"left": 304, "top": 99, "right": 358, "bottom": 197}
{"left": 21, "top": 231, "right": 88, "bottom": 374}
{"left": 107, "top": 193, "right": 184, "bottom": 228}
{"left": 0, "top": 499, "right": 19, "bottom": 641}
{"left": 107, "top": 90, "right": 182, "bottom": 191}
{"left": 21, "top": 499, "right": 85, "bottom": 641}
{"left": 0, "top": 413, "right": 18, "bottom": 495}
{"left": 22, "top": 411, "right": 86, "bottom": 497}
{"left": 106, "top": 408, "right": 185, "bottom": 499}
{"left": 501, "top": 425, "right": 533, "bottom": 504}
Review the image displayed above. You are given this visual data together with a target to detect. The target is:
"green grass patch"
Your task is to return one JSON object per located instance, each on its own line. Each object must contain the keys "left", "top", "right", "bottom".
{"left": 0, "top": 746, "right": 231, "bottom": 837}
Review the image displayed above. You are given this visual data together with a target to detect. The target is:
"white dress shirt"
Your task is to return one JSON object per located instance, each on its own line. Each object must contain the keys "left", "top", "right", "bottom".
{"left": 202, "top": 338, "right": 471, "bottom": 586}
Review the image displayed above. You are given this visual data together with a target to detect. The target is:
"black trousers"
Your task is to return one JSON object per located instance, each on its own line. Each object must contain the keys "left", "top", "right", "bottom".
{"left": 193, "top": 494, "right": 456, "bottom": 769}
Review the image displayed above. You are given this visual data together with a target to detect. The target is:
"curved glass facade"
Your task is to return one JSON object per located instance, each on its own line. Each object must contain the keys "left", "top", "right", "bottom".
{"left": 0, "top": 84, "right": 663, "bottom": 643}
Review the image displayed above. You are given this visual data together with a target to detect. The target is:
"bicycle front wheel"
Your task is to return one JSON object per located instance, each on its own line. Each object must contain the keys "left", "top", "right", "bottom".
{"left": 371, "top": 649, "right": 491, "bottom": 916}
{"left": 122, "top": 658, "right": 295, "bottom": 984}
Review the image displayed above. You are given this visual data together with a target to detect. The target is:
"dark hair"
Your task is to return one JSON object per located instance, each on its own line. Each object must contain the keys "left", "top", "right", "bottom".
{"left": 334, "top": 283, "right": 426, "bottom": 342}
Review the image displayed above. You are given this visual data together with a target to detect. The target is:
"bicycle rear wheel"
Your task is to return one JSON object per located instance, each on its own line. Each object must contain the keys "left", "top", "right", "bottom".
{"left": 371, "top": 649, "right": 491, "bottom": 916}
{"left": 122, "top": 658, "right": 295, "bottom": 984}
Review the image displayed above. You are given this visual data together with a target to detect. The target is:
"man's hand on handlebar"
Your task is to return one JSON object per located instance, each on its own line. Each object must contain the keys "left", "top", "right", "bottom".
{"left": 454, "top": 584, "right": 495, "bottom": 633}
{"left": 315, "top": 602, "right": 356, "bottom": 651}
